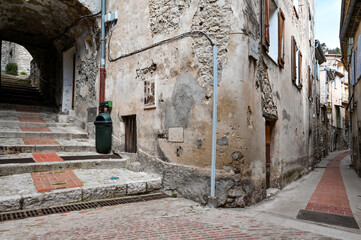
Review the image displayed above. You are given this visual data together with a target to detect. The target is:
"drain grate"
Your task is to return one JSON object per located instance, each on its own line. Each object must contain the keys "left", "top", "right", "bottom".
{"left": 0, "top": 193, "right": 168, "bottom": 222}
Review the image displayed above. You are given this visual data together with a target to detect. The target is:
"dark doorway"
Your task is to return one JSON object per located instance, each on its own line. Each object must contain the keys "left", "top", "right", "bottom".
{"left": 123, "top": 115, "right": 137, "bottom": 153}
{"left": 72, "top": 54, "right": 76, "bottom": 108}
{"left": 265, "top": 121, "right": 272, "bottom": 189}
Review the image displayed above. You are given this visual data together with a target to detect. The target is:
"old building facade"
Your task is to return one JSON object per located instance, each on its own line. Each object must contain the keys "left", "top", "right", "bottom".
{"left": 71, "top": 0, "right": 317, "bottom": 206}
{"left": 320, "top": 54, "right": 349, "bottom": 152}
{"left": 340, "top": 0, "right": 361, "bottom": 177}
{"left": 0, "top": 0, "right": 325, "bottom": 207}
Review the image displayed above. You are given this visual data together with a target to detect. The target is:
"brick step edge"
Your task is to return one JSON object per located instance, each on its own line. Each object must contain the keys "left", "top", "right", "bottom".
{"left": 0, "top": 179, "right": 162, "bottom": 212}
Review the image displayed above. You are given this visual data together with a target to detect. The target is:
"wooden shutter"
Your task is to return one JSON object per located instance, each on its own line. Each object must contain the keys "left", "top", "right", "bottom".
{"left": 278, "top": 9, "right": 285, "bottom": 68}
{"left": 263, "top": 0, "right": 270, "bottom": 52}
{"left": 291, "top": 36, "right": 297, "bottom": 83}
{"left": 308, "top": 66, "right": 312, "bottom": 97}
{"left": 298, "top": 51, "right": 303, "bottom": 88}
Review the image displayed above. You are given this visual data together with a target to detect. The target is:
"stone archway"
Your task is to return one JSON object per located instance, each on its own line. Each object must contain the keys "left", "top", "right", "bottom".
{"left": 0, "top": 0, "right": 100, "bottom": 108}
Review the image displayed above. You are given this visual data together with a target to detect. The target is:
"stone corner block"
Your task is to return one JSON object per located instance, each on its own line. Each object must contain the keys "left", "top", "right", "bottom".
{"left": 127, "top": 182, "right": 146, "bottom": 195}
{"left": 146, "top": 179, "right": 162, "bottom": 192}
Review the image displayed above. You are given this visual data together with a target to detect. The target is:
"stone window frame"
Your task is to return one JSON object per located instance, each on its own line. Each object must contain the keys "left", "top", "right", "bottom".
{"left": 291, "top": 36, "right": 302, "bottom": 90}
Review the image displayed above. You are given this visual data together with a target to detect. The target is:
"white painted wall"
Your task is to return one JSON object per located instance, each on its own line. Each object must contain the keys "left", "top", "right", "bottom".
{"left": 62, "top": 47, "right": 75, "bottom": 113}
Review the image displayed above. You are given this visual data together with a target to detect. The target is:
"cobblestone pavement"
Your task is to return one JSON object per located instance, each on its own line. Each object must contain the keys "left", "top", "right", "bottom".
{"left": 0, "top": 198, "right": 337, "bottom": 239}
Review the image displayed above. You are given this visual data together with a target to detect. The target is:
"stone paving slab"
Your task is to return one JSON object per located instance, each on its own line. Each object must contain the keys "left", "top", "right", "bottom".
{"left": 0, "top": 125, "right": 87, "bottom": 139}
{"left": 0, "top": 168, "right": 161, "bottom": 212}
{"left": 0, "top": 198, "right": 345, "bottom": 239}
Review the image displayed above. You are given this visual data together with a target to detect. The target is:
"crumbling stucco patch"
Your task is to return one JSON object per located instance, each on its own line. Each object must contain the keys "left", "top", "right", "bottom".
{"left": 256, "top": 57, "right": 278, "bottom": 119}
{"left": 165, "top": 72, "right": 206, "bottom": 128}
{"left": 247, "top": 106, "right": 253, "bottom": 128}
{"left": 282, "top": 109, "right": 291, "bottom": 121}
{"left": 191, "top": 0, "right": 233, "bottom": 90}
{"left": 149, "top": 0, "right": 191, "bottom": 36}
{"left": 136, "top": 62, "right": 157, "bottom": 81}
{"left": 75, "top": 53, "right": 97, "bottom": 107}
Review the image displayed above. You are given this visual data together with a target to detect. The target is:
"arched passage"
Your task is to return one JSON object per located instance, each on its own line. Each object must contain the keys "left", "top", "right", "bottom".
{"left": 0, "top": 0, "right": 100, "bottom": 110}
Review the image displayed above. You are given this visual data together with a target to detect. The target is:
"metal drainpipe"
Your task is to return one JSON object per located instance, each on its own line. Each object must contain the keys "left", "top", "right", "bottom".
{"left": 210, "top": 45, "right": 218, "bottom": 203}
{"left": 99, "top": 0, "right": 106, "bottom": 113}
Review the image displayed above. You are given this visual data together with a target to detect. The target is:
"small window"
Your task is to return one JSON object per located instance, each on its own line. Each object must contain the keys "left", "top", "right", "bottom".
{"left": 308, "top": 66, "right": 312, "bottom": 98}
{"left": 291, "top": 36, "right": 302, "bottom": 89}
{"left": 278, "top": 9, "right": 285, "bottom": 68}
{"left": 293, "top": 0, "right": 299, "bottom": 18}
{"left": 263, "top": 0, "right": 279, "bottom": 63}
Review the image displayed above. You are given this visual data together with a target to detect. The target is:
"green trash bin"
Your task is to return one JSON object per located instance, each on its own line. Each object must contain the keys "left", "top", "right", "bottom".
{"left": 94, "top": 113, "right": 112, "bottom": 153}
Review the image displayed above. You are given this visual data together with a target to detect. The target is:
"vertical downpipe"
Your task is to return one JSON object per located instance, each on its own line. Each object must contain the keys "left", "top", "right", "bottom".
{"left": 99, "top": 0, "right": 106, "bottom": 112}
{"left": 210, "top": 45, "right": 218, "bottom": 199}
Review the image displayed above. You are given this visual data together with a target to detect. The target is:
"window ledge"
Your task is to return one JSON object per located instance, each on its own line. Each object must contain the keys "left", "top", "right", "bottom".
{"left": 264, "top": 52, "right": 279, "bottom": 67}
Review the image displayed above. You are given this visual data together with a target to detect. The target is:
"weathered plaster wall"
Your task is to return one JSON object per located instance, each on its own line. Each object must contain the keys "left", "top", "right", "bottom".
{"left": 86, "top": 0, "right": 318, "bottom": 206}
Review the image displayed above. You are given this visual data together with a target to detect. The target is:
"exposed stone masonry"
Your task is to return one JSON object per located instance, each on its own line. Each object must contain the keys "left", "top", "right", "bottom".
{"left": 191, "top": 0, "right": 232, "bottom": 91}
{"left": 149, "top": 0, "right": 192, "bottom": 36}
{"left": 256, "top": 57, "right": 278, "bottom": 119}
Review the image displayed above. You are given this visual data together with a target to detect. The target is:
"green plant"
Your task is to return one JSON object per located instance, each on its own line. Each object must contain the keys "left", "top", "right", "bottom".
{"left": 171, "top": 192, "right": 177, "bottom": 198}
{"left": 20, "top": 71, "right": 27, "bottom": 75}
{"left": 5, "top": 62, "right": 18, "bottom": 76}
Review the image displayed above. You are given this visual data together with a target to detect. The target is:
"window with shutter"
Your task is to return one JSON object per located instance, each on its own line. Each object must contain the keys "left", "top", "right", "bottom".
{"left": 263, "top": 0, "right": 270, "bottom": 52}
{"left": 308, "top": 66, "right": 312, "bottom": 98}
{"left": 278, "top": 9, "right": 285, "bottom": 68}
{"left": 291, "top": 36, "right": 297, "bottom": 83}
{"left": 298, "top": 51, "right": 303, "bottom": 88}
{"left": 293, "top": 0, "right": 299, "bottom": 19}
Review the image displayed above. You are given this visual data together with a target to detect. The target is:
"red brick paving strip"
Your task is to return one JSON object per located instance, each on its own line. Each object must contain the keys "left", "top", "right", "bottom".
{"left": 306, "top": 151, "right": 353, "bottom": 216}
{"left": 32, "top": 153, "right": 63, "bottom": 162}
{"left": 31, "top": 169, "right": 83, "bottom": 192}
{"left": 23, "top": 138, "right": 59, "bottom": 145}
{"left": 18, "top": 117, "right": 46, "bottom": 123}
{"left": 20, "top": 127, "right": 51, "bottom": 132}
{"left": 16, "top": 110, "right": 40, "bottom": 113}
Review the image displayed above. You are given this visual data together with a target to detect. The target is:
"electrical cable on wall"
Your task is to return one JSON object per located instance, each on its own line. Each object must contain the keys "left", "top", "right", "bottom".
{"left": 51, "top": 11, "right": 101, "bottom": 42}
{"left": 107, "top": 24, "right": 214, "bottom": 62}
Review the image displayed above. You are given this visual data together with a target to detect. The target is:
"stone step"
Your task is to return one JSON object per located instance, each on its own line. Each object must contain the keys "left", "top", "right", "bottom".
{"left": 0, "top": 167, "right": 162, "bottom": 212}
{"left": 0, "top": 121, "right": 74, "bottom": 128}
{"left": 0, "top": 138, "right": 96, "bottom": 155}
{"left": 0, "top": 104, "right": 56, "bottom": 113}
{"left": 0, "top": 130, "right": 88, "bottom": 140}
{"left": 0, "top": 152, "right": 135, "bottom": 176}
{"left": 0, "top": 110, "right": 57, "bottom": 118}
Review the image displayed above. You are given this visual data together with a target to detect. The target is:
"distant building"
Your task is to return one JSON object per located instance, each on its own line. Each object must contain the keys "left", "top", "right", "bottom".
{"left": 1, "top": 41, "right": 32, "bottom": 74}
{"left": 340, "top": 0, "right": 361, "bottom": 176}
{"left": 320, "top": 54, "right": 349, "bottom": 152}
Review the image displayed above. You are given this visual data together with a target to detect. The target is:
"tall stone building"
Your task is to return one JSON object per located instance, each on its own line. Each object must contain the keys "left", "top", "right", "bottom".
{"left": 0, "top": 0, "right": 324, "bottom": 206}
{"left": 320, "top": 54, "right": 349, "bottom": 152}
{"left": 340, "top": 0, "right": 361, "bottom": 176}
{"left": 82, "top": 0, "right": 318, "bottom": 206}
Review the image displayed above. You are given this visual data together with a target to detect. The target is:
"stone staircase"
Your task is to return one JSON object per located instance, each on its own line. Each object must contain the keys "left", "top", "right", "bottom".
{"left": 0, "top": 73, "right": 51, "bottom": 108}
{"left": 0, "top": 108, "right": 95, "bottom": 155}
{"left": 0, "top": 74, "right": 163, "bottom": 213}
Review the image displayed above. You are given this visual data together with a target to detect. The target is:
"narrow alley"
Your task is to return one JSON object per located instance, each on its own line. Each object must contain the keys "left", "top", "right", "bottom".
{"left": 0, "top": 0, "right": 361, "bottom": 239}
